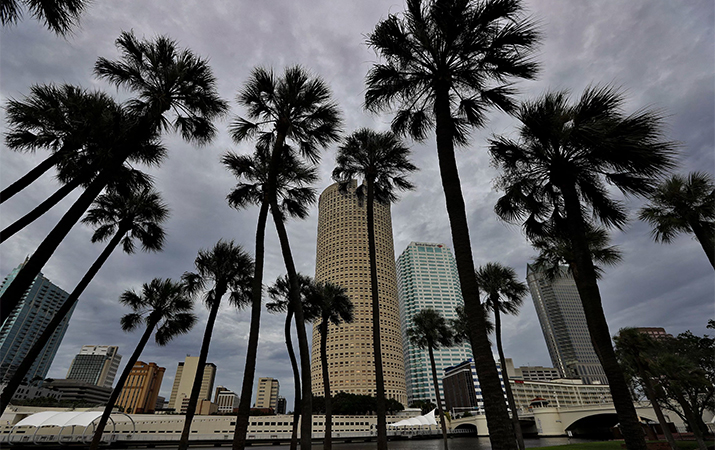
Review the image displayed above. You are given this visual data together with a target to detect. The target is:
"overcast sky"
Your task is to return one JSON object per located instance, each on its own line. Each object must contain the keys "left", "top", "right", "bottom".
{"left": 1, "top": 1, "right": 713, "bottom": 409}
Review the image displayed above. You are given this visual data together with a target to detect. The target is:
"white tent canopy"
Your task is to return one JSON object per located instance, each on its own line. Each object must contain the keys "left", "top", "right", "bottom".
{"left": 388, "top": 408, "right": 438, "bottom": 427}
{"left": 11, "top": 411, "right": 135, "bottom": 444}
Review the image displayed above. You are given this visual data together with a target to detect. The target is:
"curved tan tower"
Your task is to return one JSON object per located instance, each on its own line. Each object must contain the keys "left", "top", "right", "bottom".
{"left": 311, "top": 181, "right": 407, "bottom": 406}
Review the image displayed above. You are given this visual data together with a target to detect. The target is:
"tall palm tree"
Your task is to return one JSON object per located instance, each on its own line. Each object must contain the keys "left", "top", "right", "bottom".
{"left": 332, "top": 128, "right": 416, "bottom": 449}
{"left": 89, "top": 278, "right": 196, "bottom": 449}
{"left": 365, "top": 2, "right": 540, "bottom": 447}
{"left": 407, "top": 308, "right": 453, "bottom": 449}
{"left": 475, "top": 262, "right": 528, "bottom": 450}
{"left": 223, "top": 146, "right": 318, "bottom": 450}
{"left": 615, "top": 328, "right": 679, "bottom": 450}
{"left": 0, "top": 30, "right": 226, "bottom": 325}
{"left": 266, "top": 274, "right": 313, "bottom": 450}
{"left": 230, "top": 65, "right": 342, "bottom": 450}
{"left": 639, "top": 172, "right": 715, "bottom": 268}
{"left": 489, "top": 86, "right": 676, "bottom": 450}
{"left": 0, "top": 185, "right": 168, "bottom": 416}
{"left": 178, "top": 241, "right": 254, "bottom": 450}
{"left": 1, "top": 0, "right": 89, "bottom": 35}
{"left": 451, "top": 304, "right": 493, "bottom": 345}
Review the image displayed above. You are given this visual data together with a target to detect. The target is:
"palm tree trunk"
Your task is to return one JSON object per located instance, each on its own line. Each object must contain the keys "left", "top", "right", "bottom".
{"left": 233, "top": 201, "right": 269, "bottom": 450}
{"left": 428, "top": 344, "right": 449, "bottom": 449}
{"left": 179, "top": 288, "right": 225, "bottom": 450}
{"left": 270, "top": 201, "right": 312, "bottom": 450}
{"left": 320, "top": 320, "right": 332, "bottom": 450}
{"left": 560, "top": 185, "right": 648, "bottom": 450}
{"left": 638, "top": 364, "right": 678, "bottom": 450}
{"left": 1, "top": 179, "right": 80, "bottom": 243}
{"left": 689, "top": 220, "right": 715, "bottom": 269}
{"left": 286, "top": 306, "right": 301, "bottom": 450}
{"left": 89, "top": 320, "right": 156, "bottom": 450}
{"left": 433, "top": 84, "right": 516, "bottom": 450}
{"left": 366, "top": 179, "right": 389, "bottom": 450}
{"left": 493, "top": 307, "right": 525, "bottom": 450}
{"left": 0, "top": 227, "right": 126, "bottom": 416}
{"left": 0, "top": 152, "right": 61, "bottom": 204}
{"left": 0, "top": 158, "right": 122, "bottom": 325}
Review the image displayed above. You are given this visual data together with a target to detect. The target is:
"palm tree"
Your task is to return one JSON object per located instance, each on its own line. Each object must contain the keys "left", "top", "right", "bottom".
{"left": 489, "top": 86, "right": 677, "bottom": 450}
{"left": 1, "top": 0, "right": 89, "bottom": 35}
{"left": 0, "top": 31, "right": 226, "bottom": 325}
{"left": 0, "top": 185, "right": 168, "bottom": 415}
{"left": 615, "top": 328, "right": 678, "bottom": 450}
{"left": 305, "top": 280, "right": 354, "bottom": 450}
{"left": 178, "top": 240, "right": 254, "bottom": 450}
{"left": 230, "top": 65, "right": 342, "bottom": 450}
{"left": 223, "top": 145, "right": 318, "bottom": 450}
{"left": 475, "top": 262, "right": 528, "bottom": 450}
{"left": 407, "top": 308, "right": 454, "bottom": 449}
{"left": 266, "top": 274, "right": 313, "bottom": 450}
{"left": 89, "top": 278, "right": 196, "bottom": 449}
{"left": 451, "top": 304, "right": 494, "bottom": 345}
{"left": 639, "top": 172, "right": 715, "bottom": 268}
{"left": 365, "top": 2, "right": 540, "bottom": 447}
{"left": 332, "top": 128, "right": 416, "bottom": 449}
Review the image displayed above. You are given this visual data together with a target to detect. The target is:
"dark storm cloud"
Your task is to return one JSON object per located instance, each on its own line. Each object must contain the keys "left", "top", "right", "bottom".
{"left": 1, "top": 0, "right": 712, "bottom": 410}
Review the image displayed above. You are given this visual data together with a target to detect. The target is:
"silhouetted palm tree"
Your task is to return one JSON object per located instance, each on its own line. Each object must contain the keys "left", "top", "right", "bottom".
{"left": 475, "top": 262, "right": 528, "bottom": 450}
{"left": 332, "top": 128, "right": 416, "bottom": 449}
{"left": 407, "top": 308, "right": 453, "bottom": 449}
{"left": 451, "top": 304, "right": 493, "bottom": 346}
{"left": 89, "top": 278, "right": 195, "bottom": 449}
{"left": 230, "top": 65, "right": 341, "bottom": 450}
{"left": 1, "top": 0, "right": 89, "bottom": 35}
{"left": 365, "top": 2, "right": 540, "bottom": 446}
{"left": 266, "top": 274, "right": 313, "bottom": 450}
{"left": 639, "top": 172, "right": 715, "bottom": 268}
{"left": 0, "top": 185, "right": 168, "bottom": 415}
{"left": 0, "top": 31, "right": 226, "bottom": 325}
{"left": 490, "top": 86, "right": 676, "bottom": 450}
{"left": 178, "top": 241, "right": 254, "bottom": 450}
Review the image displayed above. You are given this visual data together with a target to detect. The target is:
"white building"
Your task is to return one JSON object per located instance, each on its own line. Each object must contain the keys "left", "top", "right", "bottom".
{"left": 66, "top": 346, "right": 122, "bottom": 388}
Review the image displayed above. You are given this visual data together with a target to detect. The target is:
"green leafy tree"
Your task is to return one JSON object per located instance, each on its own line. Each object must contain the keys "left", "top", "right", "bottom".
{"left": 332, "top": 128, "right": 416, "bottom": 449}
{"left": 1, "top": 0, "right": 88, "bottom": 35}
{"left": 0, "top": 31, "right": 227, "bottom": 326}
{"left": 476, "top": 262, "right": 528, "bottom": 450}
{"left": 639, "top": 172, "right": 715, "bottom": 268}
{"left": 177, "top": 241, "right": 254, "bottom": 450}
{"left": 89, "top": 279, "right": 196, "bottom": 449}
{"left": 230, "top": 65, "right": 342, "bottom": 450}
{"left": 410, "top": 400, "right": 437, "bottom": 415}
{"left": 407, "top": 308, "right": 454, "bottom": 449}
{"left": 365, "top": 1, "right": 540, "bottom": 447}
{"left": 490, "top": 86, "right": 676, "bottom": 450}
{"left": 0, "top": 186, "right": 168, "bottom": 416}
{"left": 305, "top": 280, "right": 354, "bottom": 450}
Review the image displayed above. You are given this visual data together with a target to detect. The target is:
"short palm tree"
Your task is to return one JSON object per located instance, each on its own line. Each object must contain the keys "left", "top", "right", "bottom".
{"left": 451, "top": 304, "right": 494, "bottom": 345}
{"left": 0, "top": 185, "right": 168, "bottom": 416}
{"left": 89, "top": 278, "right": 195, "bottom": 449}
{"left": 475, "top": 262, "right": 528, "bottom": 450}
{"left": 178, "top": 241, "right": 254, "bottom": 450}
{"left": 223, "top": 145, "right": 318, "bottom": 450}
{"left": 1, "top": 0, "right": 88, "bottom": 35}
{"left": 266, "top": 274, "right": 313, "bottom": 450}
{"left": 407, "top": 308, "right": 453, "bottom": 449}
{"left": 0, "top": 31, "right": 226, "bottom": 325}
{"left": 366, "top": 2, "right": 540, "bottom": 447}
{"left": 332, "top": 128, "right": 416, "bottom": 449}
{"left": 305, "top": 280, "right": 354, "bottom": 450}
{"left": 490, "top": 86, "right": 676, "bottom": 450}
{"left": 639, "top": 172, "right": 715, "bottom": 268}
{"left": 230, "top": 65, "right": 342, "bottom": 450}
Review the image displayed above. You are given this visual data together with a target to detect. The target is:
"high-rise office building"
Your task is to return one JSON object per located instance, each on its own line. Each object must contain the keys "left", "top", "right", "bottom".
{"left": 66, "top": 345, "right": 122, "bottom": 388}
{"left": 311, "top": 181, "right": 407, "bottom": 405}
{"left": 254, "top": 377, "right": 279, "bottom": 410}
{"left": 168, "top": 356, "right": 216, "bottom": 412}
{"left": 114, "top": 361, "right": 165, "bottom": 414}
{"left": 396, "top": 242, "right": 472, "bottom": 407}
{"left": 526, "top": 264, "right": 608, "bottom": 384}
{"left": 0, "top": 263, "right": 74, "bottom": 384}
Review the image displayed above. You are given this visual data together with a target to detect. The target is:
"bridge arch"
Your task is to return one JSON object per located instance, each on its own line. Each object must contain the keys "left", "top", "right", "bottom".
{"left": 565, "top": 413, "right": 619, "bottom": 439}
{"left": 454, "top": 423, "right": 477, "bottom": 433}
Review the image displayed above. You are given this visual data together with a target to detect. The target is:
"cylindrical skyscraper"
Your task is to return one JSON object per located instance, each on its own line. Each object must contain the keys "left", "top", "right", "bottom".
{"left": 311, "top": 181, "right": 406, "bottom": 406}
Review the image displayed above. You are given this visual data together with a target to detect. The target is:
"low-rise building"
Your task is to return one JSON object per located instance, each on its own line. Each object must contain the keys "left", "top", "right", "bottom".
{"left": 44, "top": 379, "right": 112, "bottom": 404}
